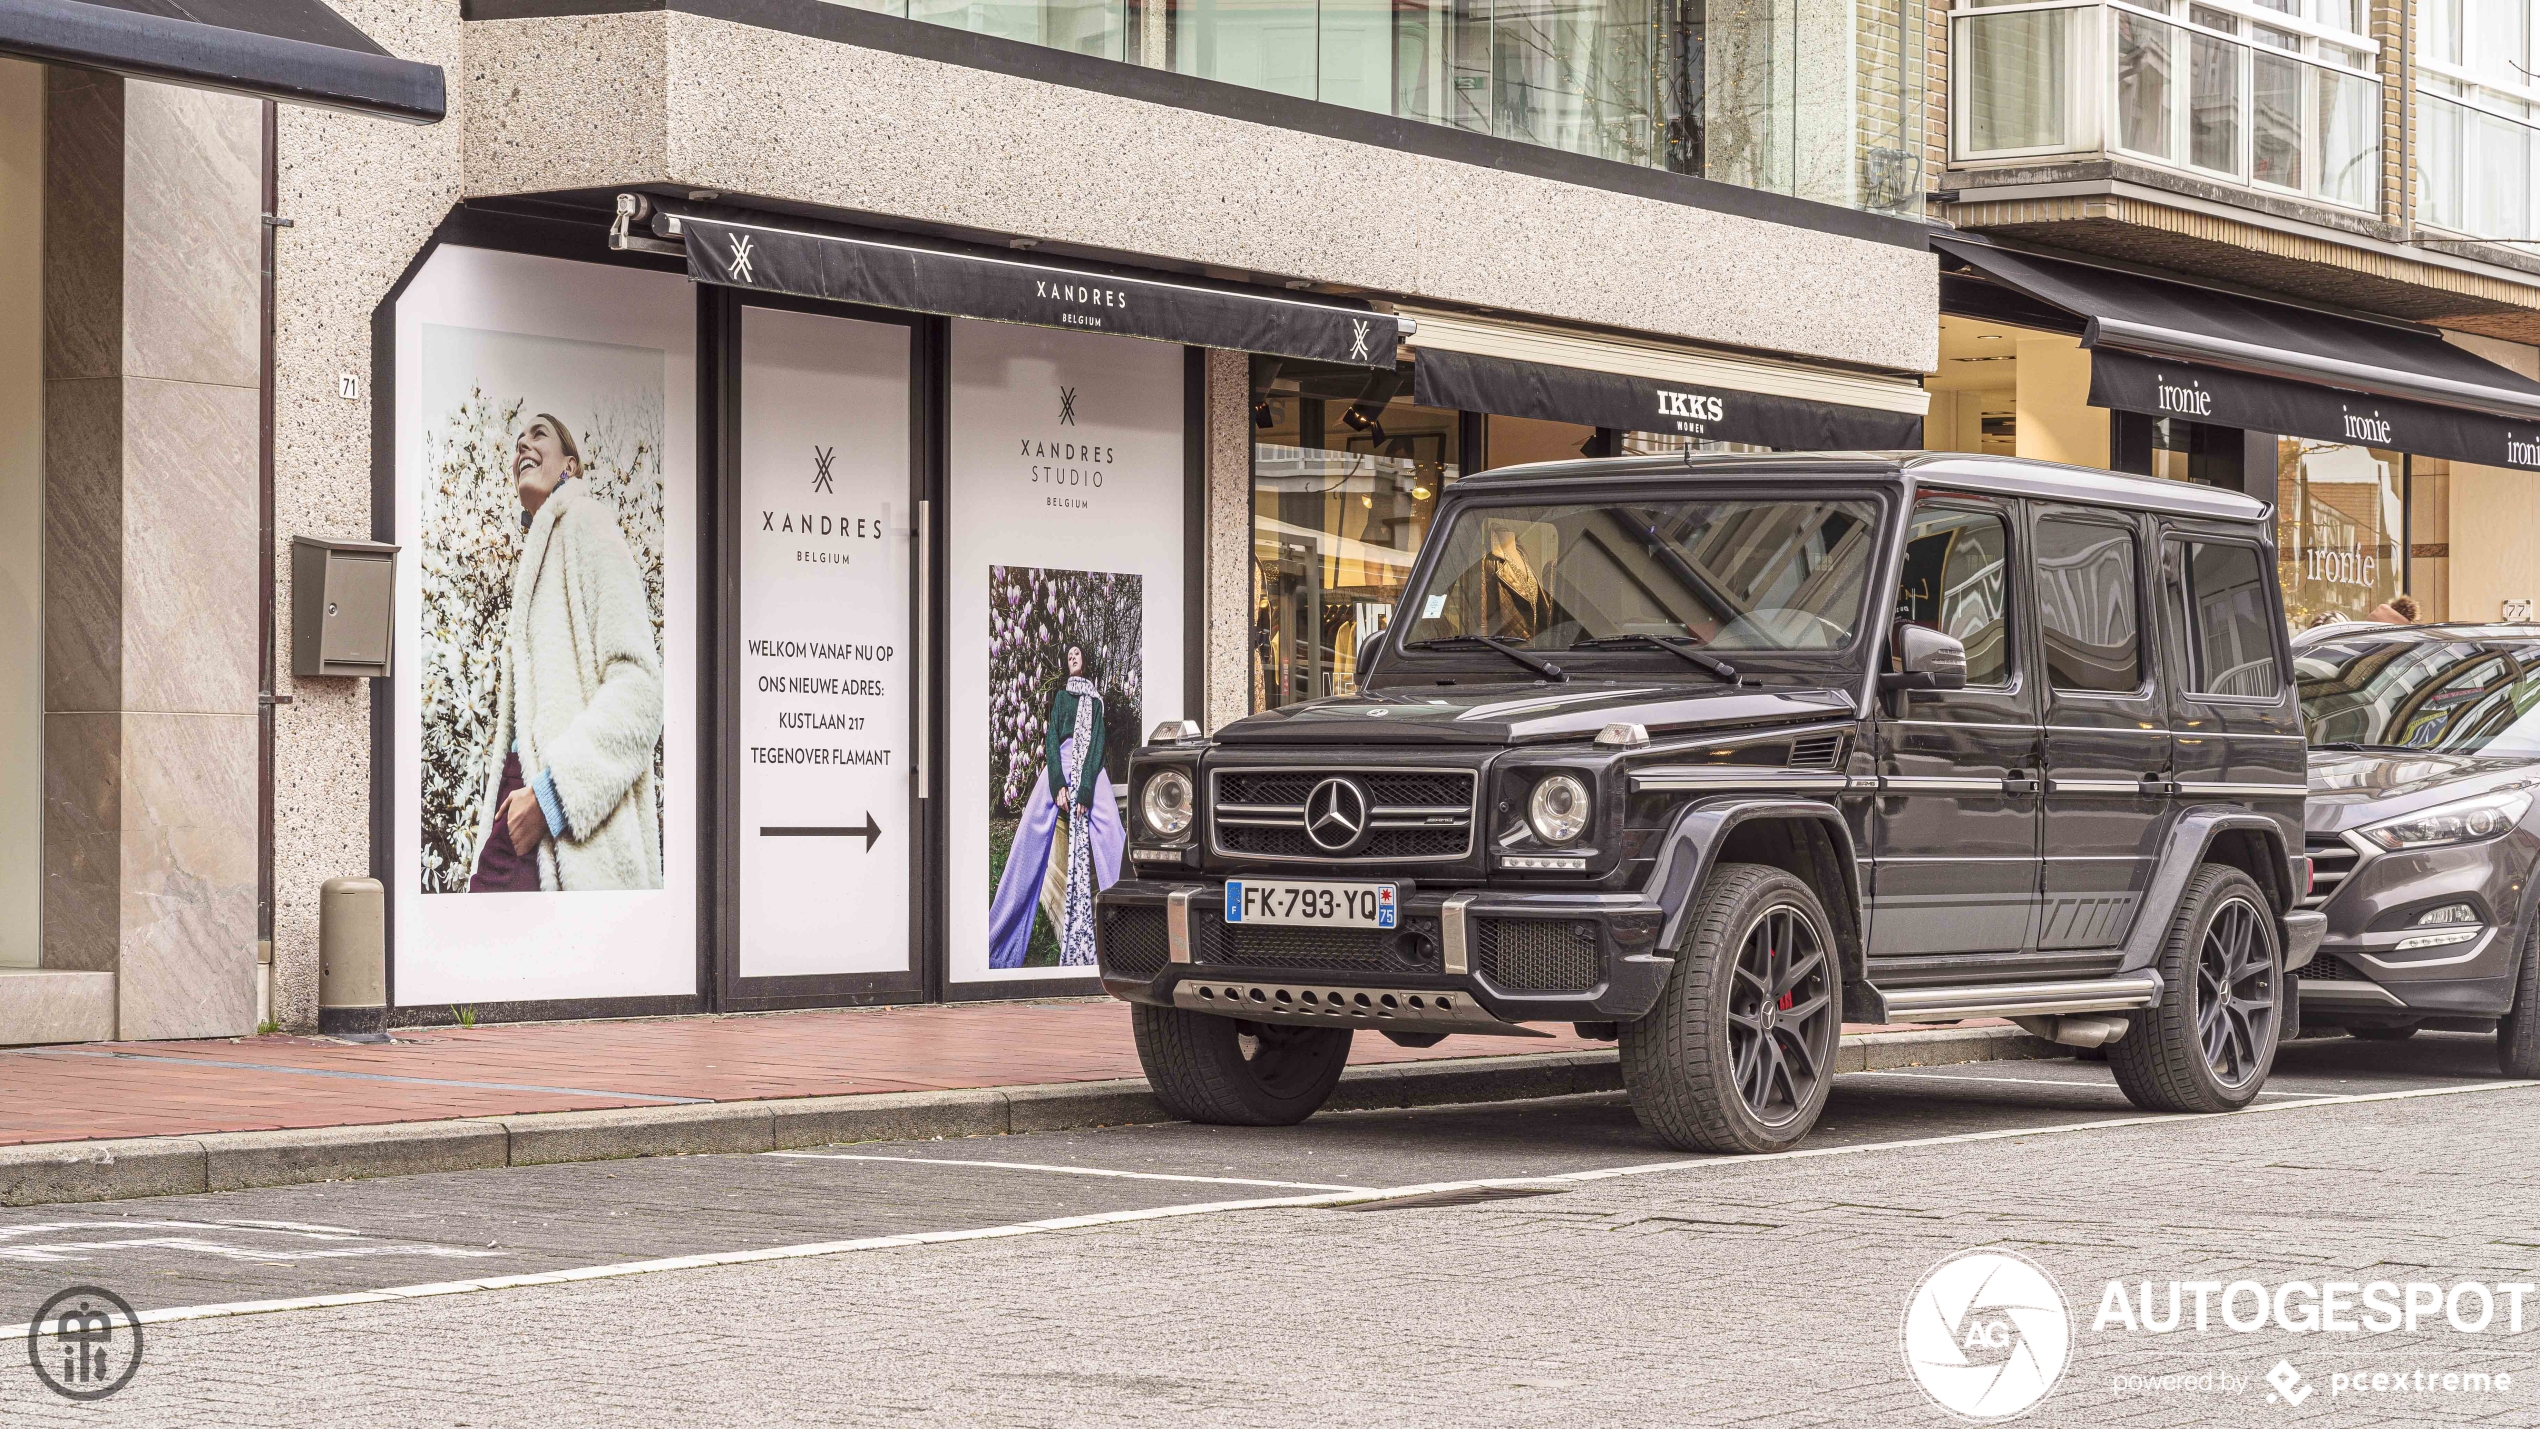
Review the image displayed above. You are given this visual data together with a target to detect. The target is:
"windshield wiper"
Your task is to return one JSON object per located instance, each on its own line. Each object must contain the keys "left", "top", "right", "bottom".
{"left": 1403, "top": 635, "right": 1567, "bottom": 682}
{"left": 1571, "top": 634, "right": 1739, "bottom": 684}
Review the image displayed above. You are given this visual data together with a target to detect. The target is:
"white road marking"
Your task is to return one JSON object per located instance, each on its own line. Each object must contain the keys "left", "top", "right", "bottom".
{"left": 768, "top": 1151, "right": 1368, "bottom": 1193}
{"left": 1849, "top": 1068, "right": 2319, "bottom": 1099}
{"left": 5, "top": 1076, "right": 2531, "bottom": 1340}
{"left": 0, "top": 1238, "right": 506, "bottom": 1265}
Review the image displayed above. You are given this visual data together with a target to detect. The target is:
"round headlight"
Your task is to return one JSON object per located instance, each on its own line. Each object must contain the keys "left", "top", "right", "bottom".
{"left": 1528, "top": 774, "right": 1592, "bottom": 845}
{"left": 1141, "top": 768, "right": 1194, "bottom": 837}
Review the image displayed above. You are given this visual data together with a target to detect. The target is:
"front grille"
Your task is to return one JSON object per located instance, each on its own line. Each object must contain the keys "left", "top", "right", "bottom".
{"left": 1788, "top": 733, "right": 1845, "bottom": 770}
{"left": 1193, "top": 916, "right": 1443, "bottom": 974}
{"left": 1475, "top": 919, "right": 1602, "bottom": 993}
{"left": 1209, "top": 766, "right": 1478, "bottom": 865}
{"left": 1099, "top": 905, "right": 1171, "bottom": 979}
{"left": 2291, "top": 954, "right": 2357, "bottom": 981}
{"left": 2303, "top": 836, "right": 2361, "bottom": 910}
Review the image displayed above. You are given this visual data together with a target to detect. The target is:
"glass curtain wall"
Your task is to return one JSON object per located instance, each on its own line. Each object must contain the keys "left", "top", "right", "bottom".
{"left": 2278, "top": 437, "right": 2409, "bottom": 626}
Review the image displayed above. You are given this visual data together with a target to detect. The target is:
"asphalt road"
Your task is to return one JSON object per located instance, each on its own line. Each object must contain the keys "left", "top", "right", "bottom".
{"left": 0, "top": 1030, "right": 2508, "bottom": 1317}
{"left": 0, "top": 1030, "right": 2529, "bottom": 1426}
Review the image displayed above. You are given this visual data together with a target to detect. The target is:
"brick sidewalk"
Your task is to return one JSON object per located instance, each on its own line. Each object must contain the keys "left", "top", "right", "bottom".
{"left": 0, "top": 1000, "right": 1972, "bottom": 1151}
{"left": 0, "top": 999, "right": 1632, "bottom": 1148}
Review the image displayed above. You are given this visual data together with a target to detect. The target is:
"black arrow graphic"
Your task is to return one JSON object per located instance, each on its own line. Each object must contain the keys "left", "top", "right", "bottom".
{"left": 759, "top": 814, "right": 881, "bottom": 851}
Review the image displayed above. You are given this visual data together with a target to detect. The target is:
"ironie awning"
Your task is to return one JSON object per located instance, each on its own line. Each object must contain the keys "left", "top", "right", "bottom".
{"left": 627, "top": 198, "right": 1405, "bottom": 368}
{"left": 0, "top": 0, "right": 444, "bottom": 121}
{"left": 1935, "top": 236, "right": 2540, "bottom": 470}
{"left": 1401, "top": 310, "right": 1927, "bottom": 450}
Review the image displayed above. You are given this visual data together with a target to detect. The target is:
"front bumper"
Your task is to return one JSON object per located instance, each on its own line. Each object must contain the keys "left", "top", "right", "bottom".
{"left": 1095, "top": 879, "right": 1671, "bottom": 1035}
{"left": 2294, "top": 831, "right": 2534, "bottom": 1019}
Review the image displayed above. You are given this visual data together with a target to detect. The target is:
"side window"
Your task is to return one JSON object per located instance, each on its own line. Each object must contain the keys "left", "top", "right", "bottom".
{"left": 2035, "top": 517, "right": 2142, "bottom": 694}
{"left": 1895, "top": 503, "right": 2011, "bottom": 687}
{"left": 2184, "top": 541, "right": 2284, "bottom": 698}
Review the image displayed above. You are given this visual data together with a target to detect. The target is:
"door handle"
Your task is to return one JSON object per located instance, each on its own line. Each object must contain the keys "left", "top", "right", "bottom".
{"left": 2001, "top": 770, "right": 2040, "bottom": 795}
{"left": 2139, "top": 773, "right": 2178, "bottom": 797}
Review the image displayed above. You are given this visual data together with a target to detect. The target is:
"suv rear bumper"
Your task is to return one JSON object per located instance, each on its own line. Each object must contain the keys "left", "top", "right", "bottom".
{"left": 1095, "top": 879, "right": 1672, "bottom": 1033}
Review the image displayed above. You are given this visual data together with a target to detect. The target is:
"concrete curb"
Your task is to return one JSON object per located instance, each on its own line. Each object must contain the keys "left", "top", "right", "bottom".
{"left": 0, "top": 1026, "right": 2064, "bottom": 1206}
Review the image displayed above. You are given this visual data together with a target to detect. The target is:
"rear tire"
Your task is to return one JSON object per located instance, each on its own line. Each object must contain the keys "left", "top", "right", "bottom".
{"left": 2348, "top": 1024, "right": 2421, "bottom": 1042}
{"left": 2497, "top": 918, "right": 2540, "bottom": 1077}
{"left": 1130, "top": 1004, "right": 1352, "bottom": 1126}
{"left": 1620, "top": 863, "right": 1842, "bottom": 1154}
{"left": 2109, "top": 865, "right": 2280, "bottom": 1114}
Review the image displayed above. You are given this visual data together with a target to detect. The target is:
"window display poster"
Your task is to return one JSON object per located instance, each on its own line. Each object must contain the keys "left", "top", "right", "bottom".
{"left": 737, "top": 307, "right": 914, "bottom": 979}
{"left": 393, "top": 246, "right": 698, "bottom": 1005}
{"left": 947, "top": 320, "right": 1186, "bottom": 984}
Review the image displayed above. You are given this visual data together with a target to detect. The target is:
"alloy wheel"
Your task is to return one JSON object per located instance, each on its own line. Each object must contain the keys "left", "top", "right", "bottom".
{"left": 1725, "top": 903, "right": 1837, "bottom": 1127}
{"left": 2196, "top": 896, "right": 2277, "bottom": 1089}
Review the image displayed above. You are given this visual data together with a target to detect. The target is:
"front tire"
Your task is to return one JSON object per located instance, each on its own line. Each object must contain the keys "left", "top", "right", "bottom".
{"left": 1620, "top": 863, "right": 1842, "bottom": 1154}
{"left": 2108, "top": 865, "right": 2280, "bottom": 1113}
{"left": 2497, "top": 918, "right": 2540, "bottom": 1076}
{"left": 1130, "top": 1004, "right": 1352, "bottom": 1126}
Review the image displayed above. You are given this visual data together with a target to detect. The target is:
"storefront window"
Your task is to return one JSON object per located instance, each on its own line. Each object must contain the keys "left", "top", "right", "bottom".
{"left": 2277, "top": 437, "right": 2406, "bottom": 626}
{"left": 1484, "top": 413, "right": 1602, "bottom": 468}
{"left": 1251, "top": 363, "right": 1460, "bottom": 709}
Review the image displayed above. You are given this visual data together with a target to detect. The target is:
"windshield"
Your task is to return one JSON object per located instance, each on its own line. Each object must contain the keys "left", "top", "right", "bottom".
{"left": 2299, "top": 632, "right": 2540, "bottom": 755}
{"left": 1395, "top": 496, "right": 1882, "bottom": 655}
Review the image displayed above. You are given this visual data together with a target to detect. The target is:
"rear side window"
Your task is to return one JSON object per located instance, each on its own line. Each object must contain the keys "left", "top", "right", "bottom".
{"left": 2183, "top": 540, "right": 2283, "bottom": 698}
{"left": 1896, "top": 503, "right": 2012, "bottom": 687}
{"left": 2035, "top": 517, "right": 2142, "bottom": 693}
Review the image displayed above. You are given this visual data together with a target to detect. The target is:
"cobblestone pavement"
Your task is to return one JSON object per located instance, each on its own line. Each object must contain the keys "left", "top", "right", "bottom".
{"left": 0, "top": 1035, "right": 2533, "bottom": 1427}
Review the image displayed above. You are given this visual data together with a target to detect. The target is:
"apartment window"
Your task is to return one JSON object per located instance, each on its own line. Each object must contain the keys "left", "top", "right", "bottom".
{"left": 2419, "top": 0, "right": 2540, "bottom": 241}
{"left": 1952, "top": 0, "right": 2381, "bottom": 209}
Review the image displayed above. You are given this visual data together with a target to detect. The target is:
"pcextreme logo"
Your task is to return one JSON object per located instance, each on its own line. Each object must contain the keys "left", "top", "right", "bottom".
{"left": 1902, "top": 1249, "right": 2073, "bottom": 1420}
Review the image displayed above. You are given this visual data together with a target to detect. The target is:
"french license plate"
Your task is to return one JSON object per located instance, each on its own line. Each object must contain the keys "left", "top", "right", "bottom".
{"left": 1223, "top": 880, "right": 1398, "bottom": 929}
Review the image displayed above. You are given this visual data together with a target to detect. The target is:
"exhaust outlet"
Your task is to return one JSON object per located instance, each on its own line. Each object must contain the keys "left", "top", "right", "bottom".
{"left": 2011, "top": 1013, "right": 2132, "bottom": 1048}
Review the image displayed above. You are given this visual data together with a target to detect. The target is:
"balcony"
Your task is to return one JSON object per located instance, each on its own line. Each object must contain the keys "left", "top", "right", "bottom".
{"left": 1950, "top": 0, "right": 2381, "bottom": 213}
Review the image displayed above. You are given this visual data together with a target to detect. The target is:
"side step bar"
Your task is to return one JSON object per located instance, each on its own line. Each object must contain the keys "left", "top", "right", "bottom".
{"left": 1870, "top": 970, "right": 2164, "bottom": 1024}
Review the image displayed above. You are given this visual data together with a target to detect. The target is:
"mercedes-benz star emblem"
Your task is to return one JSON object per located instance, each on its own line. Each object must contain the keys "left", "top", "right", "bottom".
{"left": 1303, "top": 777, "right": 1369, "bottom": 854}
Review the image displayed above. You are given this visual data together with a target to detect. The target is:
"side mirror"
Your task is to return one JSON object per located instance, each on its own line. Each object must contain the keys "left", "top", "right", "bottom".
{"left": 1880, "top": 623, "right": 1969, "bottom": 693}
{"left": 1356, "top": 627, "right": 1387, "bottom": 680}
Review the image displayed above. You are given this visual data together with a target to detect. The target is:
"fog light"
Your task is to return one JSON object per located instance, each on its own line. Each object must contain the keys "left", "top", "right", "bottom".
{"left": 2417, "top": 902, "right": 2479, "bottom": 925}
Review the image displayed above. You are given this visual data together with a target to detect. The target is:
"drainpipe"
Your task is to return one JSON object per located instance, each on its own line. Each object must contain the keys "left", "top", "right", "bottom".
{"left": 256, "top": 99, "right": 282, "bottom": 1030}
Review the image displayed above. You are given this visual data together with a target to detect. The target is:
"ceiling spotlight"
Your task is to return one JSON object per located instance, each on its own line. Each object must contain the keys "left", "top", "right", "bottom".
{"left": 1253, "top": 399, "right": 1277, "bottom": 429}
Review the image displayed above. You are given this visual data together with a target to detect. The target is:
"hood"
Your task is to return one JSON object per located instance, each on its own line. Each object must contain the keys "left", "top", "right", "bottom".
{"left": 2305, "top": 748, "right": 2540, "bottom": 833}
{"left": 1211, "top": 681, "right": 1858, "bottom": 747}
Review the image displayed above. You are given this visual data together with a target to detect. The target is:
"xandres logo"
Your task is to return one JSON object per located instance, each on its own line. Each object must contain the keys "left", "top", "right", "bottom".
{"left": 725, "top": 233, "right": 755, "bottom": 283}
{"left": 1903, "top": 1249, "right": 2072, "bottom": 1420}
{"left": 2344, "top": 409, "right": 2393, "bottom": 444}
{"left": 811, "top": 445, "right": 836, "bottom": 494}
{"left": 1059, "top": 387, "right": 1079, "bottom": 426}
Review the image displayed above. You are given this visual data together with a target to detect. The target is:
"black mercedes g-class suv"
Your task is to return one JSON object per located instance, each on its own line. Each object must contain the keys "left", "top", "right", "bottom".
{"left": 1098, "top": 452, "right": 2326, "bottom": 1152}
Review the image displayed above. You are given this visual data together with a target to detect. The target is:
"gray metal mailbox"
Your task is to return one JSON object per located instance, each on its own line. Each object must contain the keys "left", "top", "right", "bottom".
{"left": 291, "top": 535, "right": 399, "bottom": 679}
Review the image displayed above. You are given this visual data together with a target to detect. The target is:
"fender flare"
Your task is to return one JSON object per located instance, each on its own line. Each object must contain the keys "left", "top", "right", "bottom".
{"left": 2118, "top": 808, "right": 2293, "bottom": 974}
{"left": 1641, "top": 797, "right": 1863, "bottom": 964}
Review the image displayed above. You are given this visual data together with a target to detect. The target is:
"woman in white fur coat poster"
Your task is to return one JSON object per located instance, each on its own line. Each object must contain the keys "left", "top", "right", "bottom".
{"left": 466, "top": 413, "right": 665, "bottom": 893}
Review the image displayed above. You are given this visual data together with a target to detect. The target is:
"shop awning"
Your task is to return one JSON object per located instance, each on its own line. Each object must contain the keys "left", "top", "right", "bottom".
{"left": 0, "top": 0, "right": 443, "bottom": 121}
{"left": 1399, "top": 309, "right": 1927, "bottom": 450}
{"left": 1935, "top": 236, "right": 2540, "bottom": 471}
{"left": 629, "top": 199, "right": 1404, "bottom": 368}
